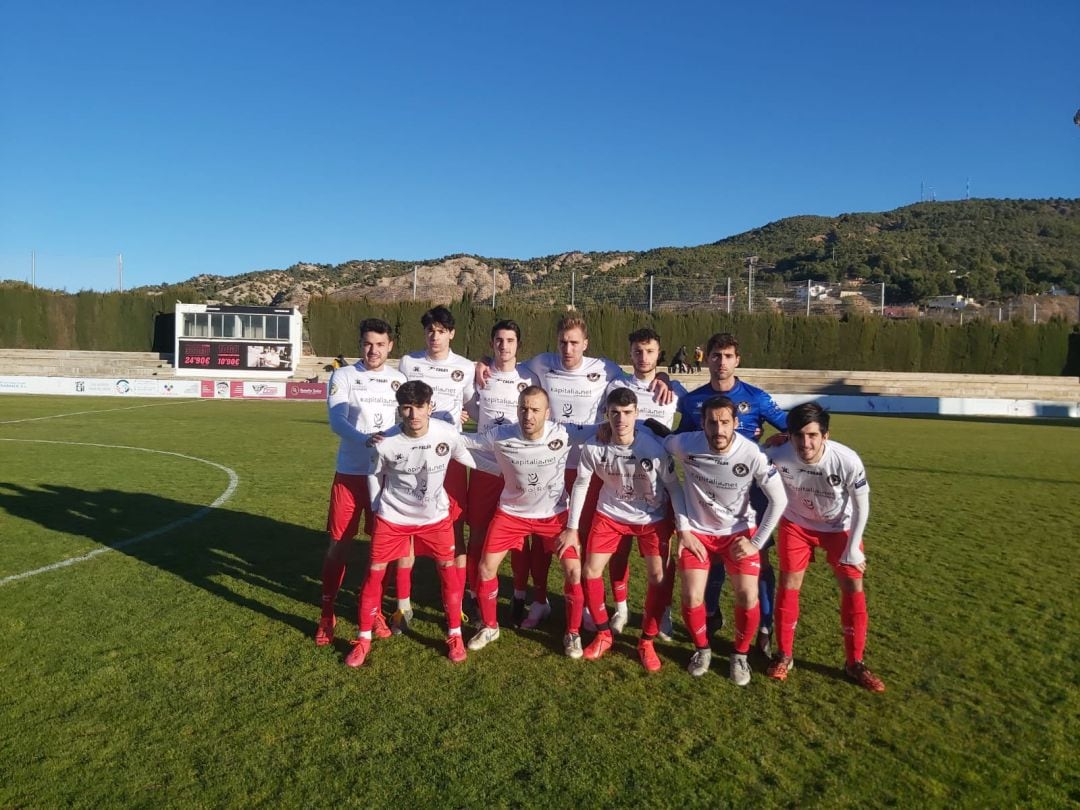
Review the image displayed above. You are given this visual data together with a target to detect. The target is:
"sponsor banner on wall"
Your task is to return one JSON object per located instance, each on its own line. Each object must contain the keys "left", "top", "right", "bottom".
{"left": 285, "top": 382, "right": 327, "bottom": 400}
{"left": 241, "top": 381, "right": 286, "bottom": 399}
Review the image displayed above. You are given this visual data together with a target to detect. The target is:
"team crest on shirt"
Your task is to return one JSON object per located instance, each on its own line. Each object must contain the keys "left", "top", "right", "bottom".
{"left": 528, "top": 473, "right": 540, "bottom": 485}
{"left": 517, "top": 382, "right": 527, "bottom": 392}
{"left": 330, "top": 382, "right": 339, "bottom": 395}
{"left": 436, "top": 442, "right": 450, "bottom": 456}
{"left": 587, "top": 372, "right": 601, "bottom": 382}
{"left": 391, "top": 381, "right": 400, "bottom": 390}
{"left": 451, "top": 369, "right": 465, "bottom": 382}
{"left": 738, "top": 401, "right": 751, "bottom": 413}
{"left": 827, "top": 473, "right": 842, "bottom": 486}
{"left": 548, "top": 439, "right": 564, "bottom": 451}
{"left": 640, "top": 458, "right": 653, "bottom": 471}
{"left": 494, "top": 412, "right": 506, "bottom": 425}
{"left": 733, "top": 463, "right": 749, "bottom": 477}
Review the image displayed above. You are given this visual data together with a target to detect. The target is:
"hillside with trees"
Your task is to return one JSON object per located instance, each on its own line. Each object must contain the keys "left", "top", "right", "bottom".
{"left": 136, "top": 198, "right": 1078, "bottom": 310}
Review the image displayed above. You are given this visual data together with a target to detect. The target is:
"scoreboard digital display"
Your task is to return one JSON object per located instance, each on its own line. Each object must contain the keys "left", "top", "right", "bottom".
{"left": 177, "top": 340, "right": 294, "bottom": 372}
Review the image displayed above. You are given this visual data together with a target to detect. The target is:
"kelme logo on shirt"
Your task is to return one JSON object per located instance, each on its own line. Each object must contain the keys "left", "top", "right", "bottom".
{"left": 562, "top": 403, "right": 573, "bottom": 417}
{"left": 374, "top": 414, "right": 384, "bottom": 429}
{"left": 733, "top": 463, "right": 750, "bottom": 477}
{"left": 587, "top": 372, "right": 601, "bottom": 381}
{"left": 452, "top": 369, "right": 465, "bottom": 382}
{"left": 548, "top": 439, "right": 564, "bottom": 451}
{"left": 528, "top": 473, "right": 539, "bottom": 485}
{"left": 436, "top": 443, "right": 450, "bottom": 456}
{"left": 738, "top": 401, "right": 750, "bottom": 413}
{"left": 828, "top": 474, "right": 842, "bottom": 486}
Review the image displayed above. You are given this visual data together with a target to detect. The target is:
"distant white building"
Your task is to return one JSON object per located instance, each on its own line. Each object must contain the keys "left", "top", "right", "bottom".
{"left": 795, "top": 284, "right": 830, "bottom": 301}
{"left": 926, "top": 295, "right": 974, "bottom": 311}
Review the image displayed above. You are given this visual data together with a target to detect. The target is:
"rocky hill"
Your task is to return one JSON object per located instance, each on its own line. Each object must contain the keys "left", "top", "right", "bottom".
{"left": 138, "top": 198, "right": 1079, "bottom": 311}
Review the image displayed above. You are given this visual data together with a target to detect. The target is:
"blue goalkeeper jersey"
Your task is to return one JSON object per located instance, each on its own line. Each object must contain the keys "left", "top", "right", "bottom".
{"left": 674, "top": 378, "right": 788, "bottom": 442}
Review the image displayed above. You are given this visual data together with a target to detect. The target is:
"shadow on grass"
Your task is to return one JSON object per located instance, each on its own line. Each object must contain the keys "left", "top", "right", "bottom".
{"left": 0, "top": 482, "right": 457, "bottom": 647}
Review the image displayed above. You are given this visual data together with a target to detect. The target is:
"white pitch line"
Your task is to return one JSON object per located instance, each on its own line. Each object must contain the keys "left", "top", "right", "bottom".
{"left": 0, "top": 439, "right": 239, "bottom": 586}
{"left": 0, "top": 398, "right": 206, "bottom": 425}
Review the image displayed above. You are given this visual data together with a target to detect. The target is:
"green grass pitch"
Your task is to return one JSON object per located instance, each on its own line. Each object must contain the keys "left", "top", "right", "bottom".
{"left": 1, "top": 396, "right": 1077, "bottom": 807}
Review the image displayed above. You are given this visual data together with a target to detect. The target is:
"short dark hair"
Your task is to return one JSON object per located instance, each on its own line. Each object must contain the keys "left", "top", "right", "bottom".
{"left": 396, "top": 380, "right": 433, "bottom": 406}
{"left": 606, "top": 386, "right": 638, "bottom": 409}
{"left": 491, "top": 319, "right": 521, "bottom": 341}
{"left": 628, "top": 327, "right": 661, "bottom": 345}
{"left": 358, "top": 318, "right": 393, "bottom": 341}
{"left": 702, "top": 394, "right": 737, "bottom": 421}
{"left": 787, "top": 401, "right": 829, "bottom": 435}
{"left": 518, "top": 385, "right": 548, "bottom": 405}
{"left": 421, "top": 306, "right": 455, "bottom": 331}
{"left": 705, "top": 332, "right": 739, "bottom": 357}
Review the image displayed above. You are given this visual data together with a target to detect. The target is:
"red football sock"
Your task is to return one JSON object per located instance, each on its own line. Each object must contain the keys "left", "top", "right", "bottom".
{"left": 320, "top": 557, "right": 346, "bottom": 621}
{"left": 584, "top": 576, "right": 610, "bottom": 629}
{"left": 510, "top": 545, "right": 530, "bottom": 592}
{"left": 641, "top": 581, "right": 663, "bottom": 637}
{"left": 437, "top": 565, "right": 462, "bottom": 632}
{"left": 456, "top": 562, "right": 467, "bottom": 593}
{"left": 478, "top": 575, "right": 499, "bottom": 628}
{"left": 466, "top": 539, "right": 483, "bottom": 595}
{"left": 396, "top": 563, "right": 413, "bottom": 602}
{"left": 564, "top": 581, "right": 584, "bottom": 634}
{"left": 609, "top": 536, "right": 632, "bottom": 603}
{"left": 733, "top": 602, "right": 760, "bottom": 654}
{"left": 358, "top": 566, "right": 387, "bottom": 632}
{"left": 841, "top": 590, "right": 868, "bottom": 665}
{"left": 776, "top": 587, "right": 801, "bottom": 657}
{"left": 682, "top": 602, "right": 708, "bottom": 649}
{"left": 530, "top": 539, "right": 552, "bottom": 604}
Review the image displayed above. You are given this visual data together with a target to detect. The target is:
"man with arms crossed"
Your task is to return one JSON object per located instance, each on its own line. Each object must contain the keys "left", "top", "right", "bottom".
{"left": 395, "top": 305, "right": 477, "bottom": 633}
{"left": 465, "top": 319, "right": 539, "bottom": 627}
{"left": 765, "top": 402, "right": 885, "bottom": 692}
{"left": 316, "top": 318, "right": 406, "bottom": 646}
{"left": 563, "top": 387, "right": 685, "bottom": 671}
{"left": 466, "top": 386, "right": 589, "bottom": 658}
{"left": 665, "top": 396, "right": 787, "bottom": 684}
{"left": 604, "top": 327, "right": 686, "bottom": 637}
{"left": 675, "top": 332, "right": 787, "bottom": 654}
{"left": 346, "top": 380, "right": 478, "bottom": 667}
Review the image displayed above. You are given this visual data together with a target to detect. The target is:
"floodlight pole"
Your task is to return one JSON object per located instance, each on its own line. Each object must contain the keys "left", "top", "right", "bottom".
{"left": 492, "top": 265, "right": 496, "bottom": 308}
{"left": 648, "top": 274, "right": 654, "bottom": 313}
{"left": 571, "top": 271, "right": 575, "bottom": 308}
{"left": 412, "top": 266, "right": 417, "bottom": 301}
{"left": 31, "top": 250, "right": 35, "bottom": 289}
{"left": 118, "top": 253, "right": 123, "bottom": 293}
{"left": 726, "top": 277, "right": 731, "bottom": 314}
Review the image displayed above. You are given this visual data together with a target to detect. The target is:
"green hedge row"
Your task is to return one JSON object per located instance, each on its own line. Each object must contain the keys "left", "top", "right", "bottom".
{"left": 0, "top": 286, "right": 201, "bottom": 350}
{"left": 308, "top": 296, "right": 1077, "bottom": 376}
{"left": 1, "top": 287, "right": 1074, "bottom": 375}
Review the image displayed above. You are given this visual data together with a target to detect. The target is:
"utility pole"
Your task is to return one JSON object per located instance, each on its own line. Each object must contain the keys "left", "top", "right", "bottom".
{"left": 726, "top": 277, "right": 731, "bottom": 314}
{"left": 571, "top": 271, "right": 576, "bottom": 309}
{"left": 412, "top": 266, "right": 417, "bottom": 301}
{"left": 648, "top": 274, "right": 654, "bottom": 313}
{"left": 118, "top": 253, "right": 124, "bottom": 293}
{"left": 746, "top": 256, "right": 757, "bottom": 313}
{"left": 31, "top": 250, "right": 36, "bottom": 289}
{"left": 491, "top": 266, "right": 496, "bottom": 309}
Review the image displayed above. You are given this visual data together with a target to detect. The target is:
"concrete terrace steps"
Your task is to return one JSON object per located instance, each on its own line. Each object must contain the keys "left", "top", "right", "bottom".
{"left": 0, "top": 349, "right": 1076, "bottom": 402}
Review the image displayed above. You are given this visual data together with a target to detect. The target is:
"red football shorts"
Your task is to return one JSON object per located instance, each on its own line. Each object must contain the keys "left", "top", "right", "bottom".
{"left": 482, "top": 509, "right": 577, "bottom": 559}
{"left": 326, "top": 472, "right": 373, "bottom": 541}
{"left": 445, "top": 459, "right": 469, "bottom": 522}
{"left": 587, "top": 511, "right": 673, "bottom": 557}
{"left": 466, "top": 468, "right": 504, "bottom": 541}
{"left": 778, "top": 517, "right": 864, "bottom": 579}
{"left": 678, "top": 529, "right": 761, "bottom": 577}
{"left": 370, "top": 515, "right": 456, "bottom": 564}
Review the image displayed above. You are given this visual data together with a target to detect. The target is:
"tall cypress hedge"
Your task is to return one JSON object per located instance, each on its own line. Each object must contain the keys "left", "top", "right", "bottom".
{"left": 1, "top": 287, "right": 1074, "bottom": 375}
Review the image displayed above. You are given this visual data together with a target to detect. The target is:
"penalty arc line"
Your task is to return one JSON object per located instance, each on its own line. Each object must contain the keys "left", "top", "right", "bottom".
{"left": 0, "top": 438, "right": 239, "bottom": 587}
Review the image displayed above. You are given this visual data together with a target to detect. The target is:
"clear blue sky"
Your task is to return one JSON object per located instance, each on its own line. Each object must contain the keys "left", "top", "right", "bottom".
{"left": 1, "top": 1, "right": 1077, "bottom": 291}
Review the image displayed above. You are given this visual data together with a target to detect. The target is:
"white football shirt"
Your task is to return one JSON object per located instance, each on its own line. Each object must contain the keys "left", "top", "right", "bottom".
{"left": 664, "top": 431, "right": 787, "bottom": 545}
{"left": 399, "top": 350, "right": 477, "bottom": 431}
{"left": 605, "top": 374, "right": 687, "bottom": 429}
{"left": 327, "top": 362, "right": 408, "bottom": 475}
{"left": 368, "top": 420, "right": 476, "bottom": 525}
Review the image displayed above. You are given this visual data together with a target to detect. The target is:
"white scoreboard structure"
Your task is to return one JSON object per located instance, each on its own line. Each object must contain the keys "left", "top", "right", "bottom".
{"left": 173, "top": 303, "right": 303, "bottom": 379}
